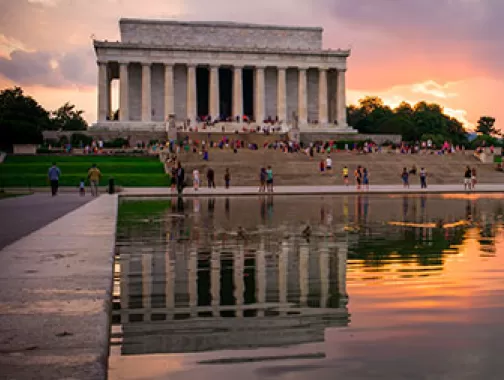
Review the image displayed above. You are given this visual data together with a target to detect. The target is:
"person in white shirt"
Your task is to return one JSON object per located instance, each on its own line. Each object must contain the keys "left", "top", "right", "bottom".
{"left": 192, "top": 169, "right": 200, "bottom": 190}
{"left": 326, "top": 156, "right": 332, "bottom": 171}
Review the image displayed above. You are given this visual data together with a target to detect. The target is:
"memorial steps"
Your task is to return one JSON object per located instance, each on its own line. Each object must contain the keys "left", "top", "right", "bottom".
{"left": 177, "top": 150, "right": 502, "bottom": 186}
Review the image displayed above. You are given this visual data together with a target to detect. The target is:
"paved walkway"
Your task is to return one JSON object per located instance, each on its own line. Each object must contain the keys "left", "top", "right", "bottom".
{"left": 121, "top": 183, "right": 504, "bottom": 197}
{"left": 0, "top": 195, "right": 117, "bottom": 380}
{"left": 0, "top": 193, "right": 91, "bottom": 250}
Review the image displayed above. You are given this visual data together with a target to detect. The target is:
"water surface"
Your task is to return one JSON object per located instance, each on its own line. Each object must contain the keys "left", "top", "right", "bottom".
{"left": 110, "top": 195, "right": 504, "bottom": 380}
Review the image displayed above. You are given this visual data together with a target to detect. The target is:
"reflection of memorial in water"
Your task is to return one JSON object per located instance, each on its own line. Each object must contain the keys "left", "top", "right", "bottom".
{"left": 114, "top": 218, "right": 350, "bottom": 355}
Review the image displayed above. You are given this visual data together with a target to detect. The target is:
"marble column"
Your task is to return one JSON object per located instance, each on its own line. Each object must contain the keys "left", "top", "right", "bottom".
{"left": 186, "top": 64, "right": 197, "bottom": 124}
{"left": 209, "top": 65, "right": 220, "bottom": 120}
{"left": 97, "top": 61, "right": 108, "bottom": 122}
{"left": 254, "top": 66, "right": 265, "bottom": 123}
{"left": 337, "top": 69, "right": 347, "bottom": 126}
{"left": 298, "top": 68, "right": 308, "bottom": 124}
{"left": 141, "top": 63, "right": 151, "bottom": 122}
{"left": 277, "top": 67, "right": 287, "bottom": 122}
{"left": 164, "top": 64, "right": 174, "bottom": 121}
{"left": 119, "top": 62, "right": 129, "bottom": 122}
{"left": 318, "top": 68, "right": 328, "bottom": 125}
{"left": 232, "top": 66, "right": 243, "bottom": 120}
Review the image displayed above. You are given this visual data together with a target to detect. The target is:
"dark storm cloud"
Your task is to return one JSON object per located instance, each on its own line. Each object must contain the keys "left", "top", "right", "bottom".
{"left": 0, "top": 48, "right": 95, "bottom": 87}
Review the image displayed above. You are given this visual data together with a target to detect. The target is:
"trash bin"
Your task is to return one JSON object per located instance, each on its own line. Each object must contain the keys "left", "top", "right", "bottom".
{"left": 108, "top": 178, "right": 115, "bottom": 194}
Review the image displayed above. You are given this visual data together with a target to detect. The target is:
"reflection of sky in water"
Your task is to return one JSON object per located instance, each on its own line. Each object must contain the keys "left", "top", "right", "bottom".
{"left": 110, "top": 195, "right": 504, "bottom": 380}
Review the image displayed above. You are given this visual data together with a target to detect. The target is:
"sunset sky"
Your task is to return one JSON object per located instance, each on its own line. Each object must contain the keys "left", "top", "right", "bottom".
{"left": 0, "top": 0, "right": 502, "bottom": 130}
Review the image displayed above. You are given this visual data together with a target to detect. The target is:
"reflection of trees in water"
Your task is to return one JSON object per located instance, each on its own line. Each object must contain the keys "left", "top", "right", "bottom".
{"left": 349, "top": 226, "right": 467, "bottom": 269}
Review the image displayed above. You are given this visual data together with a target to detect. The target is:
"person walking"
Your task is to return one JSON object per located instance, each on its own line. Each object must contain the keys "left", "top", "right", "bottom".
{"left": 176, "top": 161, "right": 185, "bottom": 195}
{"left": 259, "top": 167, "right": 267, "bottom": 193}
{"left": 354, "top": 166, "right": 362, "bottom": 190}
{"left": 342, "top": 166, "right": 349, "bottom": 186}
{"left": 48, "top": 162, "right": 61, "bottom": 196}
{"left": 192, "top": 168, "right": 200, "bottom": 191}
{"left": 401, "top": 167, "right": 410, "bottom": 188}
{"left": 87, "top": 164, "right": 101, "bottom": 197}
{"left": 464, "top": 166, "right": 472, "bottom": 191}
{"left": 420, "top": 167, "right": 427, "bottom": 189}
{"left": 266, "top": 166, "right": 274, "bottom": 192}
{"left": 206, "top": 167, "right": 215, "bottom": 188}
{"left": 326, "top": 155, "right": 332, "bottom": 171}
{"left": 362, "top": 168, "right": 370, "bottom": 190}
{"left": 224, "top": 168, "right": 231, "bottom": 189}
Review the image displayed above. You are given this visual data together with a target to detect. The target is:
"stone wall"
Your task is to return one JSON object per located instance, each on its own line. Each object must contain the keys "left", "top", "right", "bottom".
{"left": 300, "top": 133, "right": 402, "bottom": 145}
{"left": 119, "top": 19, "right": 323, "bottom": 51}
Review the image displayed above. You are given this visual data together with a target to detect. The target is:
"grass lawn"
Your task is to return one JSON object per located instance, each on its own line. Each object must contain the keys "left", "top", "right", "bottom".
{"left": 0, "top": 155, "right": 170, "bottom": 187}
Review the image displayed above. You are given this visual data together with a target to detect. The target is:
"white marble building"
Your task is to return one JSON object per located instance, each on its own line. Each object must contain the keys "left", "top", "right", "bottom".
{"left": 93, "top": 19, "right": 351, "bottom": 131}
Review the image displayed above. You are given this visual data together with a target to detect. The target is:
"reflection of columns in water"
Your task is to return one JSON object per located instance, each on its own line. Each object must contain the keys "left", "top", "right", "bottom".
{"left": 120, "top": 255, "right": 130, "bottom": 311}
{"left": 234, "top": 244, "right": 244, "bottom": 317}
{"left": 165, "top": 248, "right": 175, "bottom": 311}
{"left": 256, "top": 234, "right": 266, "bottom": 316}
{"left": 142, "top": 253, "right": 152, "bottom": 309}
{"left": 279, "top": 239, "right": 289, "bottom": 314}
{"left": 211, "top": 245, "right": 221, "bottom": 317}
{"left": 299, "top": 241, "right": 309, "bottom": 307}
{"left": 319, "top": 241, "right": 330, "bottom": 308}
{"left": 188, "top": 248, "right": 197, "bottom": 316}
{"left": 337, "top": 242, "right": 348, "bottom": 301}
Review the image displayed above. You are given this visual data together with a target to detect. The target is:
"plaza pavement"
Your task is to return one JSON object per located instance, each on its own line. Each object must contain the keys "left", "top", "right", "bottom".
{"left": 0, "top": 193, "right": 91, "bottom": 250}
{"left": 121, "top": 183, "right": 504, "bottom": 197}
{"left": 0, "top": 195, "right": 117, "bottom": 380}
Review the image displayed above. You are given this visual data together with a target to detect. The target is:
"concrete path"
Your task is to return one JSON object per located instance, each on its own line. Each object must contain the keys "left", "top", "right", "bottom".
{"left": 121, "top": 183, "right": 504, "bottom": 197}
{"left": 0, "top": 193, "right": 92, "bottom": 250}
{"left": 0, "top": 195, "right": 117, "bottom": 380}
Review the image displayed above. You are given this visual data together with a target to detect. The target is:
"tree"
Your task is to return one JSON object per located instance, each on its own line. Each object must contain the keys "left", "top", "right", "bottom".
{"left": 50, "top": 102, "right": 88, "bottom": 131}
{"left": 0, "top": 87, "right": 48, "bottom": 150}
{"left": 476, "top": 116, "right": 497, "bottom": 135}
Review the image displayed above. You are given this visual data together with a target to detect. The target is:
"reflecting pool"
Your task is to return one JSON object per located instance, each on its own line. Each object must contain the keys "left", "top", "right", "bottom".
{"left": 109, "top": 194, "right": 504, "bottom": 380}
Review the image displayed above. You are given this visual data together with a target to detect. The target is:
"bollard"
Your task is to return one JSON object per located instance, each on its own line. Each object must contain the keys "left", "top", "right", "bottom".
{"left": 108, "top": 178, "right": 115, "bottom": 194}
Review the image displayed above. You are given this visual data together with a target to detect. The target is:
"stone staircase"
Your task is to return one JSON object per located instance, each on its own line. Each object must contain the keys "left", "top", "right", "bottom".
{"left": 174, "top": 149, "right": 503, "bottom": 187}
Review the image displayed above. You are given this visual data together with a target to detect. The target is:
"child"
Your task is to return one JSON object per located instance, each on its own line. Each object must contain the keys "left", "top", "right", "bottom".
{"left": 224, "top": 168, "right": 230, "bottom": 189}
{"left": 79, "top": 178, "right": 85, "bottom": 196}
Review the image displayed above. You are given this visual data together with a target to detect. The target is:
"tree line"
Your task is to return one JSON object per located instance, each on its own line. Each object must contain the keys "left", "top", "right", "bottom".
{"left": 347, "top": 96, "right": 498, "bottom": 147}
{"left": 0, "top": 87, "right": 87, "bottom": 151}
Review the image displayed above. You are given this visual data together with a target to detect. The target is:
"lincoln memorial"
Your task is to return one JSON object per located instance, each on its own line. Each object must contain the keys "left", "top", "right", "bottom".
{"left": 93, "top": 18, "right": 353, "bottom": 132}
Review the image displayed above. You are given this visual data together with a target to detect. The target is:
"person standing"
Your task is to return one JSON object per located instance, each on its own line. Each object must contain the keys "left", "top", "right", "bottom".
{"left": 192, "top": 168, "right": 200, "bottom": 191}
{"left": 362, "top": 168, "right": 370, "bottom": 191}
{"left": 326, "top": 155, "right": 332, "bottom": 171}
{"left": 48, "top": 162, "right": 61, "bottom": 196}
{"left": 420, "top": 167, "right": 427, "bottom": 189}
{"left": 471, "top": 168, "right": 477, "bottom": 190}
{"left": 171, "top": 164, "right": 178, "bottom": 192}
{"left": 342, "top": 166, "right": 349, "bottom": 186}
{"left": 354, "top": 166, "right": 362, "bottom": 190}
{"left": 176, "top": 161, "right": 185, "bottom": 195}
{"left": 266, "top": 166, "right": 274, "bottom": 193}
{"left": 401, "top": 167, "right": 410, "bottom": 188}
{"left": 464, "top": 166, "right": 472, "bottom": 191}
{"left": 224, "top": 168, "right": 231, "bottom": 189}
{"left": 259, "top": 167, "right": 267, "bottom": 193}
{"left": 87, "top": 164, "right": 102, "bottom": 197}
{"left": 207, "top": 167, "right": 215, "bottom": 188}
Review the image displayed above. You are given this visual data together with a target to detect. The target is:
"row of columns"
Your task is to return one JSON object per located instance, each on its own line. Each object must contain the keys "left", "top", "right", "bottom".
{"left": 98, "top": 62, "right": 347, "bottom": 125}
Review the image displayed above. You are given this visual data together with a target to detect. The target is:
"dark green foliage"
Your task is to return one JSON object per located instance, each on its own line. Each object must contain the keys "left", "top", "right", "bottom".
{"left": 347, "top": 96, "right": 469, "bottom": 144}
